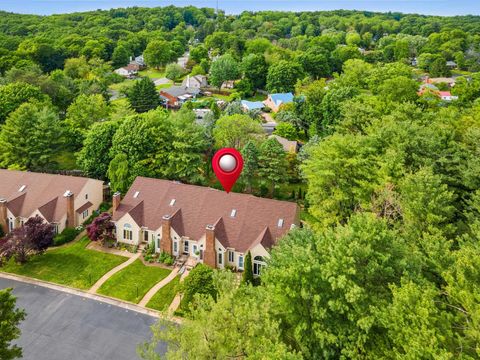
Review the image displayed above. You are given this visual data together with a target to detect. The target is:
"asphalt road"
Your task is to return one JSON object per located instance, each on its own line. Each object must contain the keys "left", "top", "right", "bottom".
{"left": 0, "top": 278, "right": 167, "bottom": 360}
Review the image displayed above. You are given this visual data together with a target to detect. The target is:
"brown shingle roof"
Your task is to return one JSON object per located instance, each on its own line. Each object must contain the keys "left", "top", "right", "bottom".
{"left": 113, "top": 177, "right": 300, "bottom": 252}
{"left": 0, "top": 170, "right": 98, "bottom": 223}
{"left": 76, "top": 201, "right": 93, "bottom": 214}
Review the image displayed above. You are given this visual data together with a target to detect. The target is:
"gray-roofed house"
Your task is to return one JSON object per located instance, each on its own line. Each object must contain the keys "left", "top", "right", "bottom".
{"left": 0, "top": 170, "right": 103, "bottom": 235}
{"left": 112, "top": 177, "right": 299, "bottom": 274}
{"left": 160, "top": 86, "right": 201, "bottom": 108}
{"left": 182, "top": 75, "right": 208, "bottom": 89}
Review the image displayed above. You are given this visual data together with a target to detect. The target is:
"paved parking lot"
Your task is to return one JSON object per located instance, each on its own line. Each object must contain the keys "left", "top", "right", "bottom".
{"left": 0, "top": 278, "right": 167, "bottom": 360}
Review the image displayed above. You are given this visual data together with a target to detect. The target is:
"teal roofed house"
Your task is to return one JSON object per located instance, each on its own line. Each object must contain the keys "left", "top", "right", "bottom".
{"left": 264, "top": 92, "right": 294, "bottom": 112}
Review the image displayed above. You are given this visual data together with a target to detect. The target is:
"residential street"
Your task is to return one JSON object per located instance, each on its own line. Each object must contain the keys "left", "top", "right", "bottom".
{"left": 0, "top": 278, "right": 167, "bottom": 360}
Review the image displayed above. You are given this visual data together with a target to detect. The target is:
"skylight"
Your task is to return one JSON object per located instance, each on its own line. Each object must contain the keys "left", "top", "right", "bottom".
{"left": 18, "top": 185, "right": 26, "bottom": 192}
{"left": 133, "top": 191, "right": 140, "bottom": 198}
{"left": 170, "top": 199, "right": 176, "bottom": 206}
{"left": 230, "top": 209, "right": 237, "bottom": 217}
{"left": 277, "top": 218, "right": 284, "bottom": 228}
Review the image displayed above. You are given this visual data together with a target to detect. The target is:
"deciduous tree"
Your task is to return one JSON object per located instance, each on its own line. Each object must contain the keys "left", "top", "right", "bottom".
{"left": 0, "top": 288, "right": 25, "bottom": 360}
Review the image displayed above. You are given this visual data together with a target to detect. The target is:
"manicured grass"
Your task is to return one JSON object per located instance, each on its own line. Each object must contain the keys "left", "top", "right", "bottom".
{"left": 109, "top": 79, "right": 134, "bottom": 91}
{"left": 146, "top": 275, "right": 180, "bottom": 311}
{"left": 1, "top": 237, "right": 127, "bottom": 290}
{"left": 139, "top": 69, "right": 165, "bottom": 79}
{"left": 98, "top": 259, "right": 171, "bottom": 303}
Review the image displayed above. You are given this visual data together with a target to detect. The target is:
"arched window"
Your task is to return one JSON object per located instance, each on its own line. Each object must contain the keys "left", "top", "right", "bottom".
{"left": 253, "top": 256, "right": 266, "bottom": 276}
{"left": 123, "top": 224, "right": 133, "bottom": 241}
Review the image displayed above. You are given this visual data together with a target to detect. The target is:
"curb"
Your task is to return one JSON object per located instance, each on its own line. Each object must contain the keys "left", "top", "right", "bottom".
{"left": 0, "top": 271, "right": 183, "bottom": 324}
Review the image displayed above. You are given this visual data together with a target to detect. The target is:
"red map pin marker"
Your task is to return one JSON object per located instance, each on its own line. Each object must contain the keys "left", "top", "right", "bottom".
{"left": 212, "top": 148, "right": 244, "bottom": 193}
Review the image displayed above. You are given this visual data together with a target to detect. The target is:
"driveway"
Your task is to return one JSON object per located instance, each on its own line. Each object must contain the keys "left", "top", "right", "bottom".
{"left": 0, "top": 278, "right": 167, "bottom": 360}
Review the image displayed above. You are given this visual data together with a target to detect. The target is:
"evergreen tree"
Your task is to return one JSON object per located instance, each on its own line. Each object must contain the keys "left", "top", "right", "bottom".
{"left": 126, "top": 77, "right": 160, "bottom": 113}
{"left": 242, "top": 251, "right": 254, "bottom": 285}
{"left": 258, "top": 138, "right": 288, "bottom": 197}
{"left": 241, "top": 141, "right": 259, "bottom": 193}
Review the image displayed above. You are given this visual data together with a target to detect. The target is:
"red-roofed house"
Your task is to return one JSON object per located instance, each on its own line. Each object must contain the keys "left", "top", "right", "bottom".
{"left": 112, "top": 177, "right": 300, "bottom": 274}
{"left": 0, "top": 170, "right": 103, "bottom": 235}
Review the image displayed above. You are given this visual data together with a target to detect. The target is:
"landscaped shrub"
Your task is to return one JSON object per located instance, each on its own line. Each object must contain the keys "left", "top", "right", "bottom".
{"left": 180, "top": 264, "right": 217, "bottom": 313}
{"left": 158, "top": 251, "right": 175, "bottom": 265}
{"left": 53, "top": 227, "right": 81, "bottom": 246}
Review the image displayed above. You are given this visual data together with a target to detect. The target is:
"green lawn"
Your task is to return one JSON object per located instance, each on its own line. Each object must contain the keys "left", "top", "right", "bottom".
{"left": 109, "top": 79, "right": 134, "bottom": 91}
{"left": 1, "top": 237, "right": 127, "bottom": 290}
{"left": 97, "top": 259, "right": 171, "bottom": 303}
{"left": 156, "top": 82, "right": 173, "bottom": 90}
{"left": 146, "top": 275, "right": 180, "bottom": 311}
{"left": 139, "top": 69, "right": 165, "bottom": 79}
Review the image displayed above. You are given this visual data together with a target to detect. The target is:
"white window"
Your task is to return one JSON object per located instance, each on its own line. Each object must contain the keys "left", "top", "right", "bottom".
{"left": 53, "top": 223, "right": 59, "bottom": 234}
{"left": 85, "top": 194, "right": 88, "bottom": 200}
{"left": 238, "top": 255, "right": 244, "bottom": 269}
{"left": 192, "top": 244, "right": 198, "bottom": 256}
{"left": 277, "top": 218, "right": 284, "bottom": 228}
{"left": 184, "top": 240, "right": 189, "bottom": 254}
{"left": 82, "top": 209, "right": 89, "bottom": 219}
{"left": 230, "top": 209, "right": 237, "bottom": 217}
{"left": 8, "top": 218, "right": 14, "bottom": 232}
{"left": 18, "top": 185, "right": 26, "bottom": 192}
{"left": 218, "top": 252, "right": 223, "bottom": 265}
{"left": 169, "top": 199, "right": 176, "bottom": 206}
{"left": 228, "top": 250, "right": 234, "bottom": 263}
{"left": 253, "top": 256, "right": 266, "bottom": 276}
{"left": 133, "top": 191, "right": 140, "bottom": 198}
{"left": 123, "top": 224, "right": 133, "bottom": 241}
{"left": 173, "top": 241, "right": 178, "bottom": 253}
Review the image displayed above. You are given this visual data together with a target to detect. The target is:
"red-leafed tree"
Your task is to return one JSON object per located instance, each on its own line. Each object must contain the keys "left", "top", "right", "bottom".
{"left": 86, "top": 212, "right": 115, "bottom": 246}
{"left": 0, "top": 215, "right": 54, "bottom": 264}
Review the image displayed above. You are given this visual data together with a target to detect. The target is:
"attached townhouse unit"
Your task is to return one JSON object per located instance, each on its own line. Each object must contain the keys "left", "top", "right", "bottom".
{"left": 0, "top": 170, "right": 104, "bottom": 235}
{"left": 112, "top": 177, "right": 300, "bottom": 274}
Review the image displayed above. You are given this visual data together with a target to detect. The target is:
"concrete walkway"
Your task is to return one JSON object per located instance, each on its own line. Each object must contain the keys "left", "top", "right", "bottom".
{"left": 167, "top": 268, "right": 190, "bottom": 313}
{"left": 88, "top": 253, "right": 140, "bottom": 294}
{"left": 138, "top": 267, "right": 180, "bottom": 307}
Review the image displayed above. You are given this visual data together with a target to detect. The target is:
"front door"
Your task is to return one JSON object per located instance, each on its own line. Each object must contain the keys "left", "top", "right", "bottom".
{"left": 184, "top": 240, "right": 189, "bottom": 255}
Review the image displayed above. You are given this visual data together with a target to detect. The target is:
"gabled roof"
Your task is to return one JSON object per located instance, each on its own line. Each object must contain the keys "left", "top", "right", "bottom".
{"left": 270, "top": 135, "right": 299, "bottom": 153}
{"left": 0, "top": 169, "right": 101, "bottom": 222}
{"left": 269, "top": 93, "right": 294, "bottom": 106}
{"left": 241, "top": 100, "right": 264, "bottom": 110}
{"left": 113, "top": 177, "right": 299, "bottom": 252}
{"left": 161, "top": 86, "right": 200, "bottom": 98}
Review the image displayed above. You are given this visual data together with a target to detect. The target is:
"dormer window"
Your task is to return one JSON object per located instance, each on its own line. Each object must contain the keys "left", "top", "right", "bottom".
{"left": 133, "top": 191, "right": 140, "bottom": 198}
{"left": 169, "top": 199, "right": 176, "bottom": 206}
{"left": 230, "top": 209, "right": 237, "bottom": 218}
{"left": 277, "top": 218, "right": 284, "bottom": 228}
{"left": 18, "top": 185, "right": 26, "bottom": 192}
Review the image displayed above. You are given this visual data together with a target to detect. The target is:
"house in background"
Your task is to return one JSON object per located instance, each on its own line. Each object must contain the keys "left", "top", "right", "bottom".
{"left": 114, "top": 63, "right": 139, "bottom": 78}
{"left": 270, "top": 135, "right": 300, "bottom": 153}
{"left": 160, "top": 86, "right": 201, "bottom": 108}
{"left": 241, "top": 100, "right": 264, "bottom": 112}
{"left": 264, "top": 92, "right": 294, "bottom": 112}
{"left": 112, "top": 177, "right": 299, "bottom": 274}
{"left": 0, "top": 170, "right": 103, "bottom": 235}
{"left": 130, "top": 55, "right": 146, "bottom": 69}
{"left": 446, "top": 60, "right": 457, "bottom": 69}
{"left": 182, "top": 75, "right": 208, "bottom": 89}
{"left": 439, "top": 91, "right": 458, "bottom": 101}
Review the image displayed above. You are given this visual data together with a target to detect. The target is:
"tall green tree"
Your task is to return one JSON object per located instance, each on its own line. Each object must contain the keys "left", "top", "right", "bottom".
{"left": 0, "top": 102, "right": 63, "bottom": 170}
{"left": 213, "top": 114, "right": 263, "bottom": 149}
{"left": 258, "top": 138, "right": 287, "bottom": 196}
{"left": 241, "top": 53, "right": 268, "bottom": 90}
{"left": 209, "top": 54, "right": 240, "bottom": 89}
{"left": 107, "top": 153, "right": 130, "bottom": 193}
{"left": 241, "top": 141, "right": 259, "bottom": 193}
{"left": 144, "top": 40, "right": 173, "bottom": 69}
{"left": 77, "top": 120, "right": 120, "bottom": 180}
{"left": 242, "top": 251, "right": 254, "bottom": 285}
{"left": 111, "top": 44, "right": 131, "bottom": 68}
{"left": 0, "top": 82, "right": 45, "bottom": 124}
{"left": 126, "top": 77, "right": 160, "bottom": 113}
{"left": 266, "top": 60, "right": 304, "bottom": 93}
{"left": 0, "top": 288, "right": 25, "bottom": 360}
{"left": 66, "top": 94, "right": 109, "bottom": 131}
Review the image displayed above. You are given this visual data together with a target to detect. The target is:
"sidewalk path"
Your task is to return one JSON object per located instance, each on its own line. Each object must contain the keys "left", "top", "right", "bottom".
{"left": 167, "top": 268, "right": 190, "bottom": 313}
{"left": 138, "top": 267, "right": 180, "bottom": 307}
{"left": 88, "top": 253, "right": 140, "bottom": 294}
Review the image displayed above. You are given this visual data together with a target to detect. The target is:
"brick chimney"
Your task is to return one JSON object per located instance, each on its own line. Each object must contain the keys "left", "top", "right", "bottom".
{"left": 112, "top": 192, "right": 121, "bottom": 217}
{"left": 0, "top": 198, "right": 8, "bottom": 234}
{"left": 204, "top": 225, "right": 217, "bottom": 268}
{"left": 161, "top": 215, "right": 172, "bottom": 255}
{"left": 64, "top": 191, "right": 75, "bottom": 228}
